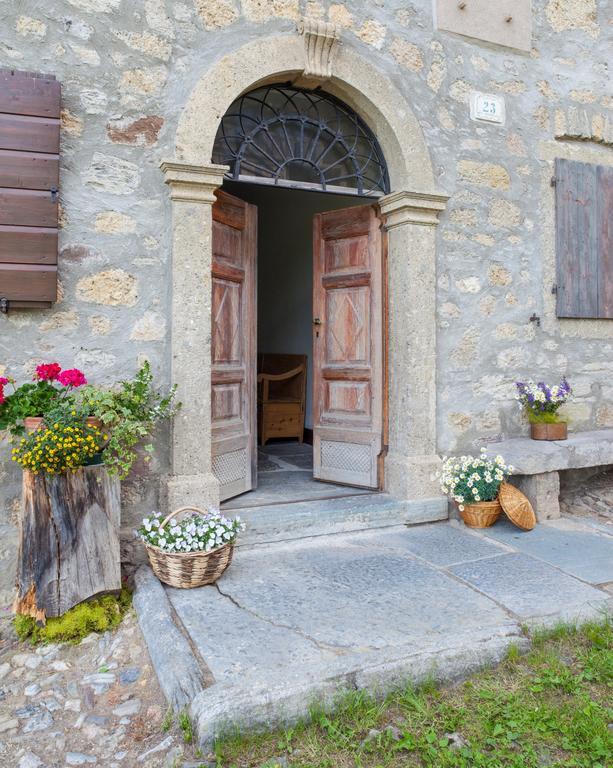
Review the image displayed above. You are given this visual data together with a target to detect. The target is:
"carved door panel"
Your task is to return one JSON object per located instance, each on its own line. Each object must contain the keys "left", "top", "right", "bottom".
{"left": 211, "top": 190, "right": 257, "bottom": 501}
{"left": 312, "top": 205, "right": 384, "bottom": 488}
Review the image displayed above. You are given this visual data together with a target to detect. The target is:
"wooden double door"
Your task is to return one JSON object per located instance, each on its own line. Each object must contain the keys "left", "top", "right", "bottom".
{"left": 211, "top": 189, "right": 386, "bottom": 502}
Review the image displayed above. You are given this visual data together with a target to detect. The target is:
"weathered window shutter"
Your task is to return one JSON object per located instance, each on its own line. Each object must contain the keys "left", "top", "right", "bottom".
{"left": 555, "top": 157, "right": 613, "bottom": 319}
{"left": 0, "top": 69, "right": 60, "bottom": 309}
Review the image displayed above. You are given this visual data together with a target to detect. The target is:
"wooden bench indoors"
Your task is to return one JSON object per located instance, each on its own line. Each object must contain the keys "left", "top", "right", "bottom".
{"left": 257, "top": 353, "right": 307, "bottom": 447}
{"left": 487, "top": 429, "right": 613, "bottom": 521}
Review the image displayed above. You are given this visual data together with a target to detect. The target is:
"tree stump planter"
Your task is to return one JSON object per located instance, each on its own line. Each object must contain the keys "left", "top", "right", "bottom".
{"left": 14, "top": 464, "right": 121, "bottom": 622}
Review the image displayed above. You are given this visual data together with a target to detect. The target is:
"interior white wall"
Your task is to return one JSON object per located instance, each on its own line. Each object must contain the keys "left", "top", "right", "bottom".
{"left": 223, "top": 182, "right": 361, "bottom": 430}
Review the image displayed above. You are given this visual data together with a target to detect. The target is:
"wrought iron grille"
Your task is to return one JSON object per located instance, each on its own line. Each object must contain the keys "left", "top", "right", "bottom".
{"left": 212, "top": 85, "right": 390, "bottom": 196}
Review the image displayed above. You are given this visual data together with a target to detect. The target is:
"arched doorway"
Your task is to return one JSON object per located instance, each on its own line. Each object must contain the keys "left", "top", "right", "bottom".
{"left": 209, "top": 84, "right": 390, "bottom": 503}
{"left": 161, "top": 30, "right": 449, "bottom": 516}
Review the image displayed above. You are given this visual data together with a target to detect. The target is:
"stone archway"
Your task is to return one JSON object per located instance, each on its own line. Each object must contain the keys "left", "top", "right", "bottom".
{"left": 161, "top": 26, "right": 448, "bottom": 511}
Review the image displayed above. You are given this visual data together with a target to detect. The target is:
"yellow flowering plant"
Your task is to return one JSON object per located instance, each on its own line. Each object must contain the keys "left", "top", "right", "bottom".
{"left": 11, "top": 410, "right": 106, "bottom": 476}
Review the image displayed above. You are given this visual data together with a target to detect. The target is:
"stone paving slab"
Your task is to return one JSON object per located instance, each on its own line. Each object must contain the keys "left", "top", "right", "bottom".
{"left": 168, "top": 539, "right": 515, "bottom": 685}
{"left": 349, "top": 521, "right": 508, "bottom": 566}
{"left": 450, "top": 552, "right": 611, "bottom": 622}
{"left": 481, "top": 518, "right": 613, "bottom": 585}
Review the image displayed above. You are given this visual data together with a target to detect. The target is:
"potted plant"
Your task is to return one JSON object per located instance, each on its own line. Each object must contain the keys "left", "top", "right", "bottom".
{"left": 1, "top": 361, "right": 178, "bottom": 478}
{"left": 514, "top": 378, "right": 572, "bottom": 441}
{"left": 137, "top": 506, "right": 245, "bottom": 588}
{"left": 0, "top": 363, "right": 87, "bottom": 435}
{"left": 440, "top": 449, "right": 513, "bottom": 528}
{"left": 77, "top": 361, "right": 178, "bottom": 478}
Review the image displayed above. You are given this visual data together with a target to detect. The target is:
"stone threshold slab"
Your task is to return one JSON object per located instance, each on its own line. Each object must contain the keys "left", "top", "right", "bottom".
{"left": 235, "top": 493, "right": 448, "bottom": 546}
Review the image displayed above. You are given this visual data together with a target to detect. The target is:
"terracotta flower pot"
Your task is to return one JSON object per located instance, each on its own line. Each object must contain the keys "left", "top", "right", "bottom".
{"left": 530, "top": 422, "right": 567, "bottom": 441}
{"left": 459, "top": 499, "right": 502, "bottom": 528}
{"left": 24, "top": 416, "right": 104, "bottom": 433}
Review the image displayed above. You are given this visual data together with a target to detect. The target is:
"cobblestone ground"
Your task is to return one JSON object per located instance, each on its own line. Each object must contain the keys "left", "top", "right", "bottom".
{"left": 0, "top": 610, "right": 209, "bottom": 768}
{"left": 561, "top": 469, "right": 613, "bottom": 527}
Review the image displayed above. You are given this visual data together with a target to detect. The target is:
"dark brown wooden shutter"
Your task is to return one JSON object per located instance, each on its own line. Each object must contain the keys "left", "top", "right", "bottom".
{"left": 555, "top": 158, "right": 613, "bottom": 319}
{"left": 0, "top": 69, "right": 60, "bottom": 308}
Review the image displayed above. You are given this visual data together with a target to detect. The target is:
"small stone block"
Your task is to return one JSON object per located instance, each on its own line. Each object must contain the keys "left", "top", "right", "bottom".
{"left": 513, "top": 472, "right": 561, "bottom": 521}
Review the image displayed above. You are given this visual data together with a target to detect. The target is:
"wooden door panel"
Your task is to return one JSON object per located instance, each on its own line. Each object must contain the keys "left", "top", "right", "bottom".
{"left": 211, "top": 190, "right": 257, "bottom": 502}
{"left": 313, "top": 205, "right": 384, "bottom": 488}
{"left": 325, "top": 287, "right": 370, "bottom": 364}
{"left": 212, "top": 278, "right": 242, "bottom": 364}
{"left": 325, "top": 380, "right": 371, "bottom": 420}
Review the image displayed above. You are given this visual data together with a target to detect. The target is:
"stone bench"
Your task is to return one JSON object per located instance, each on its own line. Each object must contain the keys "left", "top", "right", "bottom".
{"left": 487, "top": 429, "right": 613, "bottom": 521}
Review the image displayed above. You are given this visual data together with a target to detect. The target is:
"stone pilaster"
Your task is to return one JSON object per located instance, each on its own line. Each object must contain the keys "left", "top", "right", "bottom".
{"left": 161, "top": 161, "right": 228, "bottom": 511}
{"left": 379, "top": 190, "right": 449, "bottom": 500}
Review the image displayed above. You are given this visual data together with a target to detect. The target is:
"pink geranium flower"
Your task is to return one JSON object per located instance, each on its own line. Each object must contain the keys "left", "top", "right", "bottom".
{"left": 35, "top": 362, "right": 62, "bottom": 382}
{"left": 57, "top": 368, "right": 87, "bottom": 388}
{"left": 0, "top": 378, "right": 7, "bottom": 406}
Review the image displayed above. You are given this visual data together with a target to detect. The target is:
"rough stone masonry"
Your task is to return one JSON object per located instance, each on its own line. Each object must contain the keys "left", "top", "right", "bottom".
{"left": 0, "top": 0, "right": 612, "bottom": 604}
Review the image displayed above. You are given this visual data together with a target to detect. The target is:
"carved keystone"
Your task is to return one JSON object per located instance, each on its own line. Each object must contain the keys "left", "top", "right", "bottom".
{"left": 298, "top": 17, "right": 340, "bottom": 81}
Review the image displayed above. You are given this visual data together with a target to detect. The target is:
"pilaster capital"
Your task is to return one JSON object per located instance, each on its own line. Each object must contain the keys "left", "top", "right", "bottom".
{"left": 160, "top": 161, "right": 228, "bottom": 203}
{"left": 379, "top": 189, "right": 449, "bottom": 228}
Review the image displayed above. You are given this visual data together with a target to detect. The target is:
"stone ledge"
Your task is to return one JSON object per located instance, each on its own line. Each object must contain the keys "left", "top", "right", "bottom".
{"left": 487, "top": 429, "right": 613, "bottom": 475}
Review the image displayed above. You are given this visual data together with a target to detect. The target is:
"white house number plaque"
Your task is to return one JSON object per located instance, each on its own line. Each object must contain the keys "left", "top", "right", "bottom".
{"left": 470, "top": 92, "right": 506, "bottom": 124}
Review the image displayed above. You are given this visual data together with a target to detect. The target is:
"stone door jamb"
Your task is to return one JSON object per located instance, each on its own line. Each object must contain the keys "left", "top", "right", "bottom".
{"left": 161, "top": 161, "right": 228, "bottom": 509}
{"left": 379, "top": 190, "right": 449, "bottom": 500}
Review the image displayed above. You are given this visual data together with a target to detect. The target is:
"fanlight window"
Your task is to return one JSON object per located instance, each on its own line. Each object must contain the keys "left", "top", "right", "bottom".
{"left": 212, "top": 85, "right": 390, "bottom": 197}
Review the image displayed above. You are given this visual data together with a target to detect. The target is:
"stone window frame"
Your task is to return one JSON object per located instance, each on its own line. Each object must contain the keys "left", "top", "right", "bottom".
{"left": 161, "top": 30, "right": 449, "bottom": 511}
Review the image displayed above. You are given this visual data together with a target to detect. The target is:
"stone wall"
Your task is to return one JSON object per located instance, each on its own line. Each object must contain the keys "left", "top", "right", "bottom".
{"left": 0, "top": 0, "right": 612, "bottom": 604}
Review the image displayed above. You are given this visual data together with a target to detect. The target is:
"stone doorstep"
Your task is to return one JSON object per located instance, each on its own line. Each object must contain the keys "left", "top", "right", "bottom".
{"left": 234, "top": 493, "right": 448, "bottom": 547}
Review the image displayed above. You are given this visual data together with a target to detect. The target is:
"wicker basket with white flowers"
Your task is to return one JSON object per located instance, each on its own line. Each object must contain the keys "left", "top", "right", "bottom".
{"left": 138, "top": 506, "right": 245, "bottom": 588}
{"left": 439, "top": 449, "right": 513, "bottom": 528}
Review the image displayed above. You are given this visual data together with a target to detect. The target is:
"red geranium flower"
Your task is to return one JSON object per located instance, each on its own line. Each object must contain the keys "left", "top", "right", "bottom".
{"left": 57, "top": 368, "right": 87, "bottom": 388}
{"left": 35, "top": 363, "right": 62, "bottom": 382}
{"left": 0, "top": 377, "right": 9, "bottom": 405}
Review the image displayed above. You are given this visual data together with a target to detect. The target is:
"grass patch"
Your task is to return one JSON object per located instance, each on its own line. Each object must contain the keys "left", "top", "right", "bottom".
{"left": 161, "top": 706, "right": 174, "bottom": 733}
{"left": 213, "top": 618, "right": 613, "bottom": 767}
{"left": 14, "top": 588, "right": 132, "bottom": 645}
{"left": 179, "top": 710, "right": 194, "bottom": 744}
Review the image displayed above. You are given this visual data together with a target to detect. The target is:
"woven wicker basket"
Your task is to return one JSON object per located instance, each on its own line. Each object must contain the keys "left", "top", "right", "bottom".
{"left": 499, "top": 482, "right": 536, "bottom": 531}
{"left": 145, "top": 506, "right": 235, "bottom": 589}
{"left": 459, "top": 499, "right": 502, "bottom": 528}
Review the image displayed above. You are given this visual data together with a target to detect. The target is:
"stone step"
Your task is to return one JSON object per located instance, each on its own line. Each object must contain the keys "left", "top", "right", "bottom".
{"left": 234, "top": 493, "right": 448, "bottom": 546}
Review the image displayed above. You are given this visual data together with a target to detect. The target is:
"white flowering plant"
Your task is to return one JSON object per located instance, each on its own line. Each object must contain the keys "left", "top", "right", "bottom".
{"left": 439, "top": 449, "right": 513, "bottom": 511}
{"left": 137, "top": 509, "right": 245, "bottom": 553}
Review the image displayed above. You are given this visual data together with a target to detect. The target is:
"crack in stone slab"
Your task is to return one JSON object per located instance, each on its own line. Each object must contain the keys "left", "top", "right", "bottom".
{"left": 213, "top": 583, "right": 360, "bottom": 655}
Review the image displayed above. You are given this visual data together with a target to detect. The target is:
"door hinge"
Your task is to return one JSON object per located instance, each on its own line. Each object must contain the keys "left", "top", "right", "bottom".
{"left": 551, "top": 284, "right": 558, "bottom": 295}
{"left": 550, "top": 176, "right": 557, "bottom": 187}
{"left": 0, "top": 297, "right": 9, "bottom": 314}
{"left": 50, "top": 187, "right": 58, "bottom": 202}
